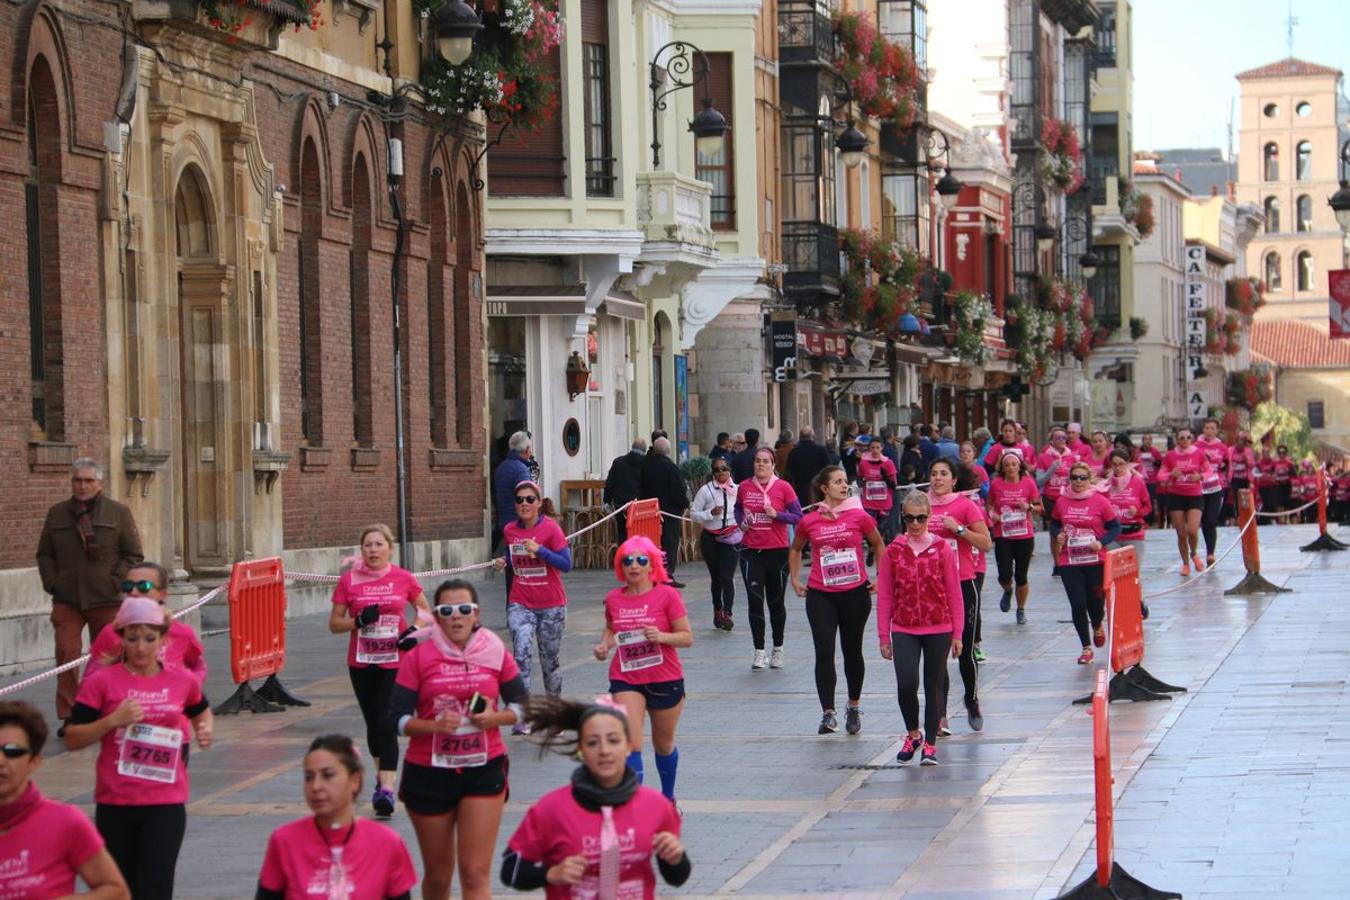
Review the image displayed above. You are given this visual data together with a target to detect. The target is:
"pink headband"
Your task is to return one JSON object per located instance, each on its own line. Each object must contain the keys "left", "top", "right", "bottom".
{"left": 114, "top": 596, "right": 166, "bottom": 631}
{"left": 514, "top": 480, "right": 542, "bottom": 495}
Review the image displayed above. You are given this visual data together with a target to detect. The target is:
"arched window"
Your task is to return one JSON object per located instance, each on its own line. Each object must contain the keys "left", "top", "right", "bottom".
{"left": 26, "top": 57, "right": 66, "bottom": 441}
{"left": 427, "top": 170, "right": 450, "bottom": 447}
{"left": 349, "top": 153, "right": 374, "bottom": 447}
{"left": 1296, "top": 251, "right": 1314, "bottom": 291}
{"left": 1263, "top": 142, "right": 1279, "bottom": 181}
{"left": 1264, "top": 196, "right": 1280, "bottom": 233}
{"left": 1296, "top": 194, "right": 1312, "bottom": 232}
{"left": 1296, "top": 141, "right": 1312, "bottom": 180}
{"left": 1264, "top": 251, "right": 1282, "bottom": 290}
{"left": 298, "top": 138, "right": 325, "bottom": 443}
{"left": 454, "top": 182, "right": 476, "bottom": 447}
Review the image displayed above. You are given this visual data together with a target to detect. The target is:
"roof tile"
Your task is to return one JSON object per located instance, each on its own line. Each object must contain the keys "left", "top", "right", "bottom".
{"left": 1236, "top": 57, "right": 1342, "bottom": 80}
{"left": 1251, "top": 318, "right": 1350, "bottom": 368}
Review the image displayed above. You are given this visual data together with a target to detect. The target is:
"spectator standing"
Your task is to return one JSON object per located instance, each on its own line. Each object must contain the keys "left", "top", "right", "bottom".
{"left": 36, "top": 459, "right": 144, "bottom": 730}
{"left": 972, "top": 427, "right": 994, "bottom": 464}
{"left": 918, "top": 425, "right": 940, "bottom": 471}
{"left": 935, "top": 426, "right": 961, "bottom": 461}
{"left": 899, "top": 434, "right": 926, "bottom": 484}
{"left": 709, "top": 432, "right": 733, "bottom": 463}
{"left": 879, "top": 426, "right": 901, "bottom": 469}
{"left": 492, "top": 431, "right": 534, "bottom": 596}
{"left": 774, "top": 430, "right": 796, "bottom": 477}
{"left": 604, "top": 439, "right": 648, "bottom": 543}
{"left": 786, "top": 426, "right": 831, "bottom": 506}
{"left": 729, "top": 428, "right": 760, "bottom": 482}
{"left": 640, "top": 438, "right": 691, "bottom": 587}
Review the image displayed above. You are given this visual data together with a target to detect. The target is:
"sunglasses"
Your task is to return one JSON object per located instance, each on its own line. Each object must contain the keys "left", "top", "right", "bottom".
{"left": 713, "top": 466, "right": 730, "bottom": 473}
{"left": 621, "top": 554, "right": 650, "bottom": 567}
{"left": 0, "top": 744, "right": 33, "bottom": 760}
{"left": 1070, "top": 474, "right": 1091, "bottom": 481}
{"left": 434, "top": 602, "right": 479, "bottom": 618}
{"left": 901, "top": 514, "right": 929, "bottom": 524}
{"left": 120, "top": 579, "right": 160, "bottom": 593}
{"left": 514, "top": 495, "right": 539, "bottom": 505}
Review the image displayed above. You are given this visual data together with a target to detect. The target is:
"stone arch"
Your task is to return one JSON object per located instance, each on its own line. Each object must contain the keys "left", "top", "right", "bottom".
{"left": 174, "top": 163, "right": 216, "bottom": 260}
{"left": 345, "top": 110, "right": 386, "bottom": 216}
{"left": 12, "top": 5, "right": 74, "bottom": 142}
{"left": 294, "top": 96, "right": 334, "bottom": 225}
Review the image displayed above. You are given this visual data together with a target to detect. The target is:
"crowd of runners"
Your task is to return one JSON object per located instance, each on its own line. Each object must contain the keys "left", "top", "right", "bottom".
{"left": 1, "top": 417, "right": 1344, "bottom": 899}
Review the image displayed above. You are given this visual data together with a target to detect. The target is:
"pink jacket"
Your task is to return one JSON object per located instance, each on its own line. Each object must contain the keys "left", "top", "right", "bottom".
{"left": 876, "top": 535, "right": 964, "bottom": 643}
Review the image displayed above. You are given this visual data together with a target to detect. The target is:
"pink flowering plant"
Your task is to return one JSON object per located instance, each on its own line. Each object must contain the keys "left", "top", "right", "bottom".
{"left": 201, "top": 0, "right": 322, "bottom": 36}
{"left": 1041, "top": 117, "right": 1084, "bottom": 194}
{"left": 832, "top": 12, "right": 919, "bottom": 128}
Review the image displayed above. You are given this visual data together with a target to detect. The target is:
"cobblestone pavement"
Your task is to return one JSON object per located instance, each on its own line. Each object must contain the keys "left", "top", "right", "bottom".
{"left": 5, "top": 522, "right": 1348, "bottom": 898}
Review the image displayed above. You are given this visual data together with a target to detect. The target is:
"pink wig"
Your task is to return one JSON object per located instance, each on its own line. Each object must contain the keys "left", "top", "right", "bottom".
{"left": 612, "top": 535, "right": 671, "bottom": 585}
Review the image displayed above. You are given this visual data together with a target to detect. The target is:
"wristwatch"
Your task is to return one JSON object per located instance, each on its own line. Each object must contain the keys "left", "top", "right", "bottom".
{"left": 954, "top": 525, "right": 967, "bottom": 536}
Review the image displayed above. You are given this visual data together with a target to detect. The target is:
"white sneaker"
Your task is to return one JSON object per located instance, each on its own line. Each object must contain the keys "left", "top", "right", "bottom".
{"left": 769, "top": 647, "right": 785, "bottom": 668}
{"left": 751, "top": 649, "right": 768, "bottom": 669}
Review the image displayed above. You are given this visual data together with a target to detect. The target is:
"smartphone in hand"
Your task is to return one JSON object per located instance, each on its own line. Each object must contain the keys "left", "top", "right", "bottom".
{"left": 468, "top": 692, "right": 489, "bottom": 715}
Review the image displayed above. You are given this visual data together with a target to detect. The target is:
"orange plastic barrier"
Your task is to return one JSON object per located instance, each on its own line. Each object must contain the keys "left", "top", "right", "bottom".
{"left": 1104, "top": 547, "right": 1143, "bottom": 674}
{"left": 626, "top": 499, "right": 663, "bottom": 547}
{"left": 1228, "top": 489, "right": 1292, "bottom": 591}
{"left": 1092, "top": 669, "right": 1114, "bottom": 887}
{"left": 1301, "top": 471, "right": 1349, "bottom": 552}
{"left": 215, "top": 557, "right": 308, "bottom": 715}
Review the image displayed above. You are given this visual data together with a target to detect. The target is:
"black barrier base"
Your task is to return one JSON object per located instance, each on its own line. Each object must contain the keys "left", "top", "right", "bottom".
{"left": 1300, "top": 532, "right": 1349, "bottom": 552}
{"left": 1224, "top": 571, "right": 1291, "bottom": 595}
{"left": 1073, "top": 666, "right": 1187, "bottom": 705}
{"left": 1057, "top": 862, "right": 1183, "bottom": 899}
{"left": 214, "top": 682, "right": 284, "bottom": 715}
{"left": 256, "top": 674, "right": 310, "bottom": 707}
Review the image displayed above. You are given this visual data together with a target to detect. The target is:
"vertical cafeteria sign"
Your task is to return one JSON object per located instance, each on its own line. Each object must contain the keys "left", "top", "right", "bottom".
{"left": 1184, "top": 244, "right": 1208, "bottom": 420}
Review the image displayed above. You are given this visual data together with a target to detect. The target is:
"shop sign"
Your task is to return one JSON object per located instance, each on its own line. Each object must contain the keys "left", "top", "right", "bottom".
{"left": 769, "top": 311, "right": 798, "bottom": 382}
{"left": 847, "top": 379, "right": 890, "bottom": 397}
{"left": 799, "top": 328, "right": 850, "bottom": 358}
{"left": 1184, "top": 244, "right": 1207, "bottom": 419}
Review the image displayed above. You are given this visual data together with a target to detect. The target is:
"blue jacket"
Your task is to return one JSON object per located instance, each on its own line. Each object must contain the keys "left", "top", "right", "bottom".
{"left": 935, "top": 438, "right": 961, "bottom": 461}
{"left": 493, "top": 452, "right": 532, "bottom": 528}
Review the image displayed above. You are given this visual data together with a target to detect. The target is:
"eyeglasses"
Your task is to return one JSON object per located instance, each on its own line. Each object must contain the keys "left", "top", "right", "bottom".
{"left": 901, "top": 514, "right": 929, "bottom": 524}
{"left": 434, "top": 602, "right": 478, "bottom": 618}
{"left": 0, "top": 744, "right": 33, "bottom": 760}
{"left": 514, "top": 495, "right": 539, "bottom": 505}
{"left": 712, "top": 466, "right": 730, "bottom": 473}
{"left": 621, "top": 554, "right": 650, "bottom": 567}
{"left": 120, "top": 579, "right": 160, "bottom": 594}
{"left": 1069, "top": 474, "right": 1091, "bottom": 482}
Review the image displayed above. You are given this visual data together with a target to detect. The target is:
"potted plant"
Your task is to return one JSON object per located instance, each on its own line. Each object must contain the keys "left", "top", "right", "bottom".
{"left": 1129, "top": 316, "right": 1149, "bottom": 340}
{"left": 832, "top": 11, "right": 920, "bottom": 129}
{"left": 1041, "top": 117, "right": 1084, "bottom": 194}
{"left": 951, "top": 291, "right": 994, "bottom": 365}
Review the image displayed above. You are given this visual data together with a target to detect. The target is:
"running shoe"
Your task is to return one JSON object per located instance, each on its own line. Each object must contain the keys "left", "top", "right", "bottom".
{"left": 751, "top": 649, "right": 767, "bottom": 669}
{"left": 769, "top": 647, "right": 785, "bottom": 668}
{"left": 511, "top": 722, "right": 531, "bottom": 736}
{"left": 845, "top": 706, "right": 862, "bottom": 735}
{"left": 1206, "top": 554, "right": 1216, "bottom": 569}
{"left": 1093, "top": 625, "right": 1106, "bottom": 648}
{"left": 965, "top": 697, "right": 984, "bottom": 732}
{"left": 372, "top": 787, "right": 395, "bottom": 818}
{"left": 973, "top": 646, "right": 987, "bottom": 663}
{"left": 1016, "top": 608, "right": 1027, "bottom": 625}
{"left": 818, "top": 710, "right": 838, "bottom": 734}
{"left": 1140, "top": 602, "right": 1149, "bottom": 620}
{"left": 1191, "top": 554, "right": 1204, "bottom": 572}
{"left": 999, "top": 588, "right": 1012, "bottom": 613}
{"left": 896, "top": 734, "right": 921, "bottom": 763}
{"left": 1179, "top": 562, "right": 1191, "bottom": 576}
{"left": 937, "top": 718, "right": 951, "bottom": 737}
{"left": 920, "top": 743, "right": 939, "bottom": 766}
{"left": 1077, "top": 648, "right": 1094, "bottom": 665}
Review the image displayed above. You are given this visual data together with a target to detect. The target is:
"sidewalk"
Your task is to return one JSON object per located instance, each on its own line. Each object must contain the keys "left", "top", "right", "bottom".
{"left": 3, "top": 522, "right": 1346, "bottom": 898}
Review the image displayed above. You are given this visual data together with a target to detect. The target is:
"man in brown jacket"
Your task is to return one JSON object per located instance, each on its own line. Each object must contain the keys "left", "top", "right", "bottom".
{"left": 35, "top": 458, "right": 144, "bottom": 725}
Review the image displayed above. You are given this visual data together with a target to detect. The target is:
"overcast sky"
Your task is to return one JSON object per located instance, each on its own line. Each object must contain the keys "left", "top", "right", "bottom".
{"left": 1131, "top": 0, "right": 1347, "bottom": 155}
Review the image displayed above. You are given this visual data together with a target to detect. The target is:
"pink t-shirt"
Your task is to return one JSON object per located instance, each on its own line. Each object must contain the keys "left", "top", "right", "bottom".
{"left": 74, "top": 664, "right": 205, "bottom": 806}
{"left": 504, "top": 517, "right": 570, "bottom": 609}
{"left": 736, "top": 477, "right": 798, "bottom": 550}
{"left": 1229, "top": 447, "right": 1256, "bottom": 482}
{"left": 988, "top": 476, "right": 1040, "bottom": 540}
{"left": 1084, "top": 450, "right": 1112, "bottom": 477}
{"left": 982, "top": 441, "right": 1034, "bottom": 472}
{"left": 507, "top": 784, "right": 681, "bottom": 900}
{"left": 876, "top": 535, "right": 964, "bottom": 639}
{"left": 1037, "top": 447, "right": 1075, "bottom": 500}
{"left": 797, "top": 506, "right": 877, "bottom": 592}
{"left": 856, "top": 456, "right": 897, "bottom": 511}
{"left": 0, "top": 794, "right": 104, "bottom": 899}
{"left": 1106, "top": 474, "right": 1151, "bottom": 537}
{"left": 605, "top": 584, "right": 688, "bottom": 684}
{"left": 1158, "top": 446, "right": 1213, "bottom": 498}
{"left": 1067, "top": 438, "right": 1093, "bottom": 462}
{"left": 394, "top": 633, "right": 521, "bottom": 768}
{"left": 1136, "top": 446, "right": 1163, "bottom": 484}
{"left": 84, "top": 619, "right": 206, "bottom": 685}
{"left": 1051, "top": 491, "right": 1118, "bottom": 567}
{"left": 927, "top": 492, "right": 983, "bottom": 580}
{"left": 331, "top": 566, "right": 423, "bottom": 669}
{"left": 257, "top": 817, "right": 417, "bottom": 900}
{"left": 1195, "top": 436, "right": 1231, "bottom": 493}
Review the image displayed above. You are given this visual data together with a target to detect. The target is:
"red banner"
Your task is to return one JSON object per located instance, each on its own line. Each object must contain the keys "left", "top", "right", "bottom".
{"left": 799, "top": 328, "right": 851, "bottom": 358}
{"left": 1330, "top": 269, "right": 1350, "bottom": 339}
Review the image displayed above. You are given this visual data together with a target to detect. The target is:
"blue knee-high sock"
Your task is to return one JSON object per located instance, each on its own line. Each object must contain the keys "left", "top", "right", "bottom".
{"left": 654, "top": 748, "right": 679, "bottom": 801}
{"left": 627, "top": 750, "right": 644, "bottom": 784}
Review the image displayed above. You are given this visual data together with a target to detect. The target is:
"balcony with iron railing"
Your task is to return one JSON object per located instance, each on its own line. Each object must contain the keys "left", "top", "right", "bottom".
{"left": 782, "top": 221, "right": 841, "bottom": 300}
{"left": 778, "top": 0, "right": 835, "bottom": 68}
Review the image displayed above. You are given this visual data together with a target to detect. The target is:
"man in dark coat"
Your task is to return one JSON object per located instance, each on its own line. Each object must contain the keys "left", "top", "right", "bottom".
{"left": 729, "top": 427, "right": 761, "bottom": 482}
{"left": 604, "top": 438, "right": 648, "bottom": 543}
{"left": 639, "top": 437, "right": 690, "bottom": 587}
{"left": 36, "top": 459, "right": 144, "bottom": 726}
{"left": 492, "top": 430, "right": 533, "bottom": 597}
{"left": 786, "top": 425, "right": 830, "bottom": 504}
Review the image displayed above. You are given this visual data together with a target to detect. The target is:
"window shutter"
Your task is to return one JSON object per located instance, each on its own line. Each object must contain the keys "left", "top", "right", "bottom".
{"left": 487, "top": 46, "right": 566, "bottom": 197}
{"left": 581, "top": 0, "right": 607, "bottom": 43}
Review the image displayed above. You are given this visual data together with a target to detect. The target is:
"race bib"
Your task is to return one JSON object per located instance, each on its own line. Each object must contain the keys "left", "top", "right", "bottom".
{"left": 117, "top": 723, "right": 182, "bottom": 784}
{"left": 1232, "top": 461, "right": 1248, "bottom": 478}
{"left": 1201, "top": 472, "right": 1222, "bottom": 493}
{"left": 510, "top": 542, "right": 548, "bottom": 579}
{"left": 573, "top": 877, "right": 646, "bottom": 900}
{"left": 432, "top": 726, "right": 488, "bottom": 769}
{"left": 864, "top": 480, "right": 889, "bottom": 502}
{"left": 355, "top": 613, "right": 400, "bottom": 665}
{"left": 947, "top": 537, "right": 960, "bottom": 554}
{"left": 819, "top": 547, "right": 861, "bottom": 587}
{"left": 616, "top": 629, "right": 663, "bottom": 673}
{"left": 1066, "top": 531, "right": 1098, "bottom": 566}
{"left": 1000, "top": 510, "right": 1031, "bottom": 538}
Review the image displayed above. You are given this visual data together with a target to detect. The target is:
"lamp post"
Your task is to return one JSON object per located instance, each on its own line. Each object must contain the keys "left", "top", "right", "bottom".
{"left": 926, "top": 130, "right": 963, "bottom": 210}
{"left": 1329, "top": 138, "right": 1350, "bottom": 267}
{"left": 823, "top": 70, "right": 871, "bottom": 169}
{"left": 649, "top": 41, "right": 728, "bottom": 169}
{"left": 1061, "top": 214, "right": 1097, "bottom": 284}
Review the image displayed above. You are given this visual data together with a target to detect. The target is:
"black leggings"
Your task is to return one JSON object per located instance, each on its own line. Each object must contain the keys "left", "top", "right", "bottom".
{"left": 973, "top": 571, "right": 985, "bottom": 644}
{"left": 1201, "top": 491, "right": 1223, "bottom": 556}
{"left": 741, "top": 547, "right": 789, "bottom": 650}
{"left": 891, "top": 631, "right": 951, "bottom": 745}
{"left": 349, "top": 665, "right": 400, "bottom": 771}
{"left": 942, "top": 580, "right": 980, "bottom": 710}
{"left": 994, "top": 537, "right": 1034, "bottom": 586}
{"left": 700, "top": 532, "right": 738, "bottom": 617}
{"left": 1060, "top": 564, "right": 1105, "bottom": 648}
{"left": 804, "top": 585, "right": 871, "bottom": 710}
{"left": 96, "top": 803, "right": 186, "bottom": 900}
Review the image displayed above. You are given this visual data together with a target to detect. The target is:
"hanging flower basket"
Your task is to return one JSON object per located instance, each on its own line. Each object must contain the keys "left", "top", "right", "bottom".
{"left": 201, "top": 0, "right": 323, "bottom": 36}
{"left": 1225, "top": 277, "right": 1266, "bottom": 315}
{"left": 838, "top": 228, "right": 921, "bottom": 334}
{"left": 1041, "top": 117, "right": 1084, "bottom": 194}
{"left": 951, "top": 291, "right": 994, "bottom": 365}
{"left": 832, "top": 12, "right": 920, "bottom": 129}
{"left": 1016, "top": 306, "right": 1055, "bottom": 379}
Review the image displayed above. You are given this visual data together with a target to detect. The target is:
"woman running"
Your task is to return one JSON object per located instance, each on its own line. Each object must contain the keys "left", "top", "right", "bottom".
{"left": 501, "top": 696, "right": 690, "bottom": 897}
{"left": 690, "top": 458, "right": 740, "bottom": 631}
{"left": 981, "top": 419, "right": 1033, "bottom": 475}
{"left": 988, "top": 450, "right": 1041, "bottom": 624}
{"left": 1050, "top": 461, "right": 1122, "bottom": 664}
{"left": 927, "top": 459, "right": 993, "bottom": 733}
{"left": 1086, "top": 430, "right": 1113, "bottom": 477}
{"left": 389, "top": 579, "right": 526, "bottom": 900}
{"left": 1196, "top": 418, "right": 1231, "bottom": 565}
{"left": 789, "top": 465, "right": 885, "bottom": 736}
{"left": 329, "top": 523, "right": 430, "bottom": 816}
{"left": 1228, "top": 432, "right": 1256, "bottom": 521}
{"left": 64, "top": 596, "right": 214, "bottom": 900}
{"left": 255, "top": 734, "right": 417, "bottom": 900}
{"left": 877, "top": 491, "right": 964, "bottom": 766}
{"left": 0, "top": 700, "right": 128, "bottom": 900}
{"left": 1136, "top": 433, "right": 1165, "bottom": 529}
{"left": 592, "top": 537, "right": 692, "bottom": 801}
{"left": 960, "top": 441, "right": 991, "bottom": 499}
{"left": 1157, "top": 427, "right": 1214, "bottom": 575}
{"left": 856, "top": 436, "right": 899, "bottom": 541}
{"left": 1037, "top": 427, "right": 1075, "bottom": 528}
{"left": 493, "top": 480, "right": 572, "bottom": 725}
{"left": 84, "top": 562, "right": 205, "bottom": 685}
{"left": 735, "top": 445, "right": 803, "bottom": 670}
{"left": 1106, "top": 449, "right": 1151, "bottom": 559}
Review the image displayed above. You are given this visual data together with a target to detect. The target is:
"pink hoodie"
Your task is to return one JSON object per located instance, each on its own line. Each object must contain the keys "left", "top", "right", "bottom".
{"left": 876, "top": 534, "right": 964, "bottom": 643}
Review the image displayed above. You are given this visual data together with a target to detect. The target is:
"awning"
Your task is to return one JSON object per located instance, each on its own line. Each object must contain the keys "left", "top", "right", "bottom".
{"left": 601, "top": 292, "right": 646, "bottom": 321}
{"left": 485, "top": 284, "right": 587, "bottom": 317}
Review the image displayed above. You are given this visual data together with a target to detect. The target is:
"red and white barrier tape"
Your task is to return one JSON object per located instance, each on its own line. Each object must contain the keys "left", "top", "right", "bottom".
{"left": 1253, "top": 497, "right": 1319, "bottom": 518}
{"left": 1139, "top": 512, "right": 1256, "bottom": 601}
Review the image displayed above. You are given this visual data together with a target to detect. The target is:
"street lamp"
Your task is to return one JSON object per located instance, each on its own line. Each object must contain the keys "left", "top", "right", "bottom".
{"left": 430, "top": 0, "right": 483, "bottom": 65}
{"left": 1079, "top": 250, "right": 1099, "bottom": 281}
{"left": 927, "top": 130, "right": 963, "bottom": 210}
{"left": 835, "top": 121, "right": 869, "bottom": 169}
{"left": 1035, "top": 221, "right": 1057, "bottom": 255}
{"left": 649, "top": 41, "right": 728, "bottom": 169}
{"left": 1329, "top": 139, "right": 1350, "bottom": 235}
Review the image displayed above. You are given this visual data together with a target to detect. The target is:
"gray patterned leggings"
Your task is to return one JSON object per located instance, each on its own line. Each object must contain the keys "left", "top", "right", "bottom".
{"left": 507, "top": 603, "right": 567, "bottom": 695}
